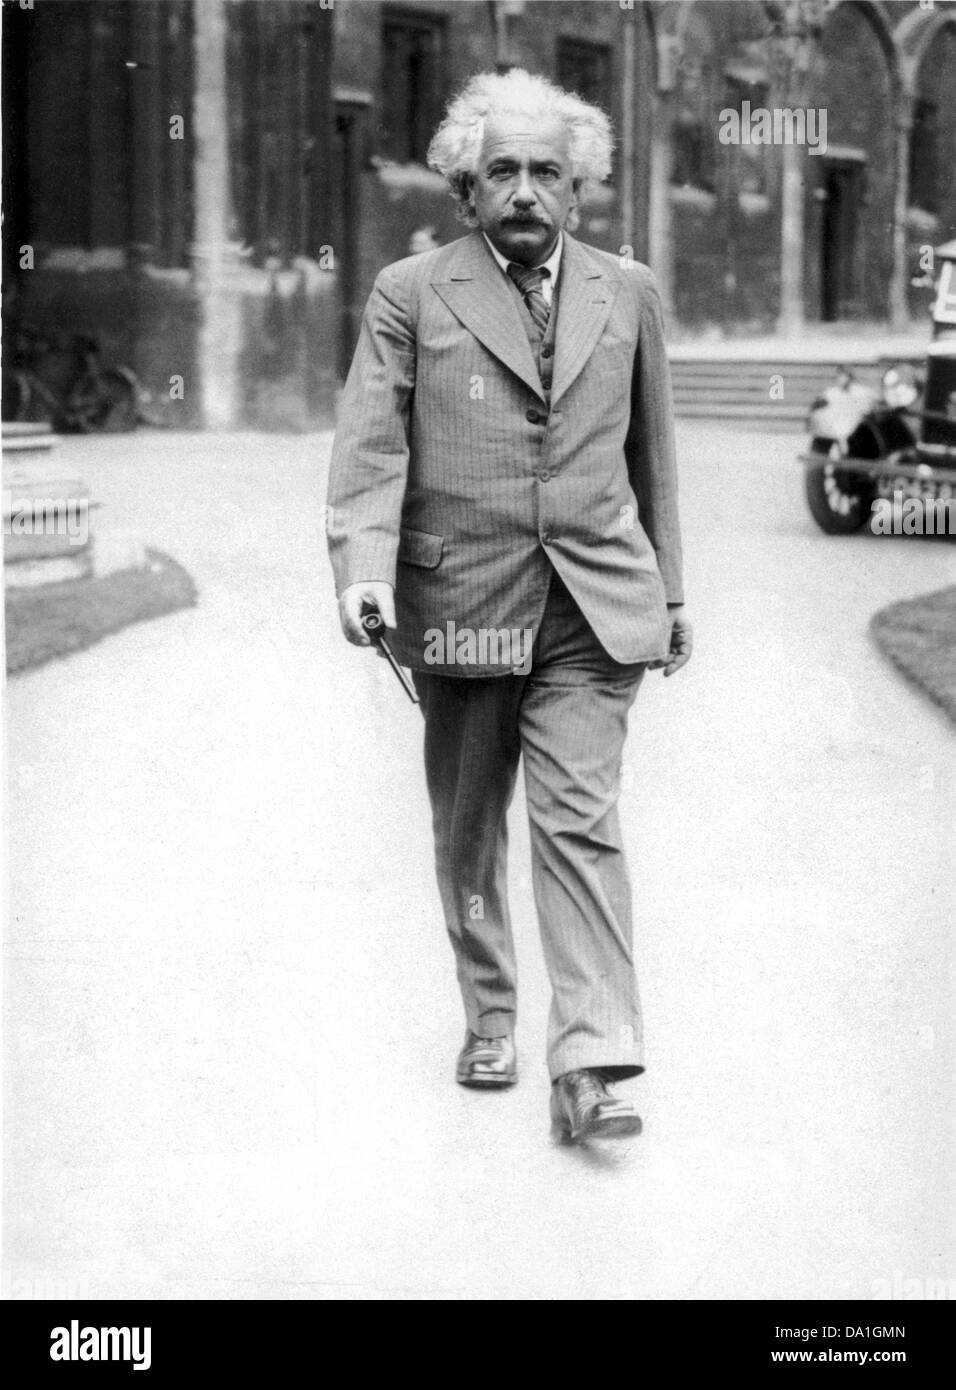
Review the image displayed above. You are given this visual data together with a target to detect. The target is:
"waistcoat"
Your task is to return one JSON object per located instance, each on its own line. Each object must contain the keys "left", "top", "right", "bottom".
{"left": 503, "top": 272, "right": 559, "bottom": 404}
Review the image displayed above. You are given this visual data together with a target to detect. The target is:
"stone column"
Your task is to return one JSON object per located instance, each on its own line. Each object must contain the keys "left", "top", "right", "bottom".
{"left": 765, "top": 0, "right": 827, "bottom": 334}
{"left": 889, "top": 94, "right": 915, "bottom": 331}
{"left": 192, "top": 0, "right": 242, "bottom": 429}
{"left": 129, "top": 0, "right": 161, "bottom": 269}
{"left": 620, "top": 15, "right": 636, "bottom": 251}
{"left": 778, "top": 139, "right": 805, "bottom": 334}
{"left": 648, "top": 35, "right": 679, "bottom": 322}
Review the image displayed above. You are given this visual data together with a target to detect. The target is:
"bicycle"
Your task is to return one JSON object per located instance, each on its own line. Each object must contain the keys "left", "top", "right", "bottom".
{"left": 2, "top": 324, "right": 141, "bottom": 433}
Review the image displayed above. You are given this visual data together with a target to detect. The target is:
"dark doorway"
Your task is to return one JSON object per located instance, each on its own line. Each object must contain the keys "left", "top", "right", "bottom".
{"left": 820, "top": 158, "right": 866, "bottom": 321}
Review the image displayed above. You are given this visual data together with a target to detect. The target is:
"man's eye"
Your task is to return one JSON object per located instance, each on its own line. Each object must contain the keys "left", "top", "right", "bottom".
{"left": 489, "top": 167, "right": 514, "bottom": 180}
{"left": 536, "top": 170, "right": 559, "bottom": 182}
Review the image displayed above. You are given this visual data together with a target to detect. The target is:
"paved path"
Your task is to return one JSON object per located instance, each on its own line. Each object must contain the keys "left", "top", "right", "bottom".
{"left": 4, "top": 425, "right": 954, "bottom": 1300}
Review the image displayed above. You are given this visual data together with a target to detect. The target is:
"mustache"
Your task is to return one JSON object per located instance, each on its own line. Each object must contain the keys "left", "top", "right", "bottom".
{"left": 502, "top": 215, "right": 550, "bottom": 226}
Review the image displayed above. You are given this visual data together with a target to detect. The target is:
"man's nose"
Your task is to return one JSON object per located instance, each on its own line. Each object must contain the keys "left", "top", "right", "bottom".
{"left": 512, "top": 169, "right": 536, "bottom": 206}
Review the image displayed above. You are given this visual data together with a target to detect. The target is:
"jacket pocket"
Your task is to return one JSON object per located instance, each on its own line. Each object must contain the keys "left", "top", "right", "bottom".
{"left": 398, "top": 526, "right": 444, "bottom": 569}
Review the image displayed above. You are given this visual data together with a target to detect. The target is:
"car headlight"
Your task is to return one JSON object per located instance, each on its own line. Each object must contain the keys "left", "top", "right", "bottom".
{"left": 882, "top": 364, "right": 920, "bottom": 409}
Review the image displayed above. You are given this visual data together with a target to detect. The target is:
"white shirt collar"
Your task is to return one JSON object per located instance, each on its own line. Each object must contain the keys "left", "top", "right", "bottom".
{"left": 482, "top": 231, "right": 563, "bottom": 302}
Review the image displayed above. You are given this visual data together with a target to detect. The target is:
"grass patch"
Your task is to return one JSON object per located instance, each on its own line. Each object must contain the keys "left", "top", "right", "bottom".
{"left": 6, "top": 548, "right": 197, "bottom": 676}
{"left": 870, "top": 586, "right": 956, "bottom": 726}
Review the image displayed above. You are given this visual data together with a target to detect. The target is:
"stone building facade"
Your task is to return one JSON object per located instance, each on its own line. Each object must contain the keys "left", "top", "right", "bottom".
{"left": 3, "top": 0, "right": 955, "bottom": 429}
{"left": 336, "top": 0, "right": 956, "bottom": 345}
{"left": 3, "top": 0, "right": 337, "bottom": 430}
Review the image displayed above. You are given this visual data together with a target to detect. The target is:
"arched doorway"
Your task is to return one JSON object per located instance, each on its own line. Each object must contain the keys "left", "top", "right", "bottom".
{"left": 808, "top": 2, "right": 896, "bottom": 323}
{"left": 909, "top": 25, "right": 956, "bottom": 239}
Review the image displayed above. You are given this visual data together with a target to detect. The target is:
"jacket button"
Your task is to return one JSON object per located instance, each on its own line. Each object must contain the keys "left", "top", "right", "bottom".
{"left": 541, "top": 346, "right": 553, "bottom": 359}
{"left": 537, "top": 469, "right": 551, "bottom": 482}
{"left": 526, "top": 408, "right": 544, "bottom": 424}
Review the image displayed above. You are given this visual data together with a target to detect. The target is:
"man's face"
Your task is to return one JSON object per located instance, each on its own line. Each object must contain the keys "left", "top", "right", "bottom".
{"left": 468, "top": 114, "right": 578, "bottom": 266}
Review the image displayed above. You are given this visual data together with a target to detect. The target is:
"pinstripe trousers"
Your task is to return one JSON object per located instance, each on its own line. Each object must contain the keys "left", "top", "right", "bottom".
{"left": 412, "top": 568, "right": 646, "bottom": 1081}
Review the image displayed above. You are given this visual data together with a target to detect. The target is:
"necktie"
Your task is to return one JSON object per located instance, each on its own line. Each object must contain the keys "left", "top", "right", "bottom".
{"left": 507, "top": 262, "right": 550, "bottom": 335}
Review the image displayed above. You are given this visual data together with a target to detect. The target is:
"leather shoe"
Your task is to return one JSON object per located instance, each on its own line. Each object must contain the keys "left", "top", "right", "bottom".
{"left": 456, "top": 1031, "right": 517, "bottom": 1088}
{"left": 550, "top": 1069, "right": 642, "bottom": 1141}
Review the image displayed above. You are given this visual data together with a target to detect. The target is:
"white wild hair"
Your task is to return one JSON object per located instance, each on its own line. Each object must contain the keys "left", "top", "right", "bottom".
{"left": 426, "top": 68, "right": 614, "bottom": 230}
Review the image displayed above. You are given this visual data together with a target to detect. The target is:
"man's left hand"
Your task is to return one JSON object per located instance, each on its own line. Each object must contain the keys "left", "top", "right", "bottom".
{"left": 649, "top": 605, "right": 693, "bottom": 677}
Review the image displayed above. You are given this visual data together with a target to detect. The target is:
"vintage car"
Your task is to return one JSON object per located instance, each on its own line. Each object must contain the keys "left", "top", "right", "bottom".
{"left": 802, "top": 239, "right": 956, "bottom": 534}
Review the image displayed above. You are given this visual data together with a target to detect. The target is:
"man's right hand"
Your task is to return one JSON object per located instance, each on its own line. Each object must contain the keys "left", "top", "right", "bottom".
{"left": 338, "top": 581, "right": 396, "bottom": 647}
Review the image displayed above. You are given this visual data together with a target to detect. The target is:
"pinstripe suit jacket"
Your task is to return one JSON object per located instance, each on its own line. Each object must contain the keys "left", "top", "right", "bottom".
{"left": 327, "top": 230, "right": 683, "bottom": 675}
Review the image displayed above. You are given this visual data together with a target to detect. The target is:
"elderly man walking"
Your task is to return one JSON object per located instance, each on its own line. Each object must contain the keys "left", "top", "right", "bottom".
{"left": 327, "top": 70, "right": 691, "bottom": 1141}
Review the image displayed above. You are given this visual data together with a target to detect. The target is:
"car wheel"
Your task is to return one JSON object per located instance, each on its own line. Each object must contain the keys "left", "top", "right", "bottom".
{"left": 805, "top": 437, "right": 875, "bottom": 534}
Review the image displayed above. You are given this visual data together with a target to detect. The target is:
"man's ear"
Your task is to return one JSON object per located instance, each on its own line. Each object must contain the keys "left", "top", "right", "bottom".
{"left": 564, "top": 179, "right": 581, "bottom": 231}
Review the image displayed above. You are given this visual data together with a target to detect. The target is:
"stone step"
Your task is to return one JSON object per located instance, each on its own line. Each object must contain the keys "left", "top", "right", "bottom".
{"left": 674, "top": 402, "right": 808, "bottom": 420}
{"left": 4, "top": 551, "right": 92, "bottom": 589}
{"left": 2, "top": 424, "right": 61, "bottom": 453}
{"left": 670, "top": 369, "right": 867, "bottom": 384}
{"left": 670, "top": 363, "right": 859, "bottom": 376}
{"left": 672, "top": 381, "right": 817, "bottom": 399}
{"left": 3, "top": 477, "right": 91, "bottom": 513}
{"left": 665, "top": 355, "right": 904, "bottom": 422}
{"left": 3, "top": 422, "right": 56, "bottom": 435}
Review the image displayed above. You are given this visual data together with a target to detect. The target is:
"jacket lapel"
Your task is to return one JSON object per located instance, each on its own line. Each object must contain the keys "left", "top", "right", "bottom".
{"left": 550, "top": 234, "right": 621, "bottom": 408}
{"left": 429, "top": 231, "right": 620, "bottom": 408}
{"left": 430, "top": 233, "right": 546, "bottom": 404}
